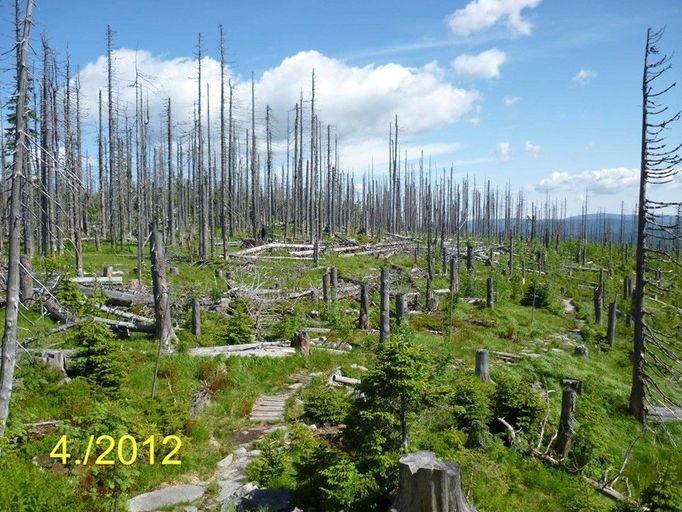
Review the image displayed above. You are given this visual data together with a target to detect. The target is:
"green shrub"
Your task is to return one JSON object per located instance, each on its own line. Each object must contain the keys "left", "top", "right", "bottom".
{"left": 274, "top": 314, "right": 301, "bottom": 341}
{"left": 640, "top": 468, "right": 682, "bottom": 512}
{"left": 224, "top": 297, "right": 255, "bottom": 344}
{"left": 0, "top": 454, "right": 76, "bottom": 511}
{"left": 301, "top": 381, "right": 353, "bottom": 425}
{"left": 521, "top": 279, "right": 555, "bottom": 310}
{"left": 69, "top": 321, "right": 123, "bottom": 392}
{"left": 449, "top": 373, "right": 494, "bottom": 430}
{"left": 246, "top": 429, "right": 290, "bottom": 487}
{"left": 492, "top": 371, "right": 545, "bottom": 440}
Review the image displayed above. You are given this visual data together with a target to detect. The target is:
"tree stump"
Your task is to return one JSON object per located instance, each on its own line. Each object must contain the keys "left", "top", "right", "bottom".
{"left": 380, "top": 267, "right": 390, "bottom": 343}
{"left": 330, "top": 267, "right": 338, "bottom": 290}
{"left": 169, "top": 266, "right": 180, "bottom": 275}
{"left": 313, "top": 238, "right": 320, "bottom": 267}
{"left": 391, "top": 451, "right": 478, "bottom": 512}
{"left": 192, "top": 298, "right": 202, "bottom": 339}
{"left": 486, "top": 278, "right": 494, "bottom": 309}
{"left": 322, "top": 269, "right": 331, "bottom": 305}
{"left": 554, "top": 379, "right": 583, "bottom": 457}
{"left": 215, "top": 268, "right": 225, "bottom": 279}
{"left": 593, "top": 286, "right": 603, "bottom": 325}
{"left": 475, "top": 349, "right": 491, "bottom": 382}
{"left": 358, "top": 283, "right": 370, "bottom": 330}
{"left": 292, "top": 330, "right": 311, "bottom": 356}
{"left": 103, "top": 265, "right": 114, "bottom": 278}
{"left": 449, "top": 257, "right": 459, "bottom": 294}
{"left": 606, "top": 301, "right": 617, "bottom": 347}
{"left": 396, "top": 293, "right": 409, "bottom": 327}
{"left": 466, "top": 243, "right": 474, "bottom": 273}
{"left": 19, "top": 254, "right": 33, "bottom": 304}
{"left": 574, "top": 345, "right": 588, "bottom": 357}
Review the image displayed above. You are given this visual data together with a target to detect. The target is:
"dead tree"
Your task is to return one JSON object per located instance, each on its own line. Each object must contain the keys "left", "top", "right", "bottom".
{"left": 475, "top": 349, "right": 491, "bottom": 382}
{"left": 150, "top": 223, "right": 174, "bottom": 351}
{"left": 380, "top": 266, "right": 390, "bottom": 343}
{"left": 486, "top": 277, "right": 494, "bottom": 309}
{"left": 606, "top": 301, "right": 617, "bottom": 347}
{"left": 358, "top": 283, "right": 369, "bottom": 330}
{"left": 396, "top": 293, "right": 409, "bottom": 327}
{"left": 192, "top": 298, "right": 201, "bottom": 339}
{"left": 554, "top": 379, "right": 583, "bottom": 457}
{"left": 629, "top": 28, "right": 682, "bottom": 422}
{"left": 593, "top": 286, "right": 603, "bottom": 325}
{"left": 0, "top": 0, "right": 34, "bottom": 439}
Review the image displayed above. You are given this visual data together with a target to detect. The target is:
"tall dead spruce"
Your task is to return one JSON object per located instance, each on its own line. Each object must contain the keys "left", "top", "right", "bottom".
{"left": 629, "top": 28, "right": 682, "bottom": 422}
{"left": 0, "top": 0, "right": 34, "bottom": 439}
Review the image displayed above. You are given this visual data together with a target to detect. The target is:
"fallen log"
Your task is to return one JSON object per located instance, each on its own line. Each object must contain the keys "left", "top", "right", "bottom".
{"left": 80, "top": 286, "right": 154, "bottom": 307}
{"left": 70, "top": 276, "right": 123, "bottom": 284}
{"left": 92, "top": 316, "right": 156, "bottom": 333}
{"left": 96, "top": 304, "right": 154, "bottom": 324}
{"left": 42, "top": 297, "right": 77, "bottom": 324}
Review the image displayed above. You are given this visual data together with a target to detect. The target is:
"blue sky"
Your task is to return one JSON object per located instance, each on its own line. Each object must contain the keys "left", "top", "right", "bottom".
{"left": 5, "top": 0, "right": 682, "bottom": 214}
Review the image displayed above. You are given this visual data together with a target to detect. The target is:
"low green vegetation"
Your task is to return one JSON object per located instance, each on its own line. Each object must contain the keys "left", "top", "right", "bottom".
{"left": 1, "top": 237, "right": 681, "bottom": 511}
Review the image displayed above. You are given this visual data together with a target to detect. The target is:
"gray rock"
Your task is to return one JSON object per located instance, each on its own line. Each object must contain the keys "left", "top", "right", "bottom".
{"left": 238, "top": 488, "right": 294, "bottom": 511}
{"left": 128, "top": 484, "right": 206, "bottom": 512}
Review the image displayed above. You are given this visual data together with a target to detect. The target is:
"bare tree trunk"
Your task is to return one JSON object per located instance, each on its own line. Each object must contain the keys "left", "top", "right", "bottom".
{"left": 150, "top": 223, "right": 174, "bottom": 351}
{"left": 1, "top": 0, "right": 34, "bottom": 438}
{"left": 555, "top": 379, "right": 582, "bottom": 457}
{"left": 358, "top": 283, "right": 369, "bottom": 330}
{"left": 380, "top": 266, "right": 390, "bottom": 343}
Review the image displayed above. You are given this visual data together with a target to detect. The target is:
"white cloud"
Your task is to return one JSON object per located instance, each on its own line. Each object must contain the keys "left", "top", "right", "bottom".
{"left": 524, "top": 140, "right": 541, "bottom": 156}
{"left": 77, "top": 49, "right": 480, "bottom": 161}
{"left": 467, "top": 116, "right": 481, "bottom": 125}
{"left": 537, "top": 167, "right": 639, "bottom": 194}
{"left": 504, "top": 95, "right": 520, "bottom": 106}
{"left": 496, "top": 142, "right": 511, "bottom": 162}
{"left": 452, "top": 48, "right": 507, "bottom": 79}
{"left": 250, "top": 51, "right": 479, "bottom": 139}
{"left": 446, "top": 0, "right": 541, "bottom": 37}
{"left": 572, "top": 69, "right": 597, "bottom": 86}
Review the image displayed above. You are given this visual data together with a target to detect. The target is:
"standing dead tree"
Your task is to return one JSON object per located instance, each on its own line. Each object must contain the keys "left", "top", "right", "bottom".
{"left": 0, "top": 0, "right": 34, "bottom": 440}
{"left": 629, "top": 27, "right": 682, "bottom": 422}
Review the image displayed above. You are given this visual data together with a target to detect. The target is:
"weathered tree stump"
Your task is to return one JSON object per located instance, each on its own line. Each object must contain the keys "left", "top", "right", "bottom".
{"left": 292, "top": 330, "right": 311, "bottom": 356}
{"left": 466, "top": 243, "right": 474, "bottom": 273}
{"left": 380, "top": 267, "right": 391, "bottom": 343}
{"left": 593, "top": 286, "right": 603, "bottom": 325}
{"left": 554, "top": 379, "right": 583, "bottom": 457}
{"left": 322, "top": 269, "right": 331, "bottom": 305}
{"left": 396, "top": 293, "right": 409, "bottom": 327}
{"left": 214, "top": 268, "right": 225, "bottom": 279}
{"left": 486, "top": 278, "right": 494, "bottom": 309}
{"left": 391, "top": 450, "right": 477, "bottom": 512}
{"left": 475, "top": 349, "right": 491, "bottom": 382}
{"left": 358, "top": 283, "right": 370, "bottom": 330}
{"left": 330, "top": 267, "right": 338, "bottom": 289}
{"left": 606, "top": 301, "right": 617, "bottom": 347}
{"left": 574, "top": 345, "right": 589, "bottom": 357}
{"left": 192, "top": 298, "right": 202, "bottom": 339}
{"left": 103, "top": 265, "right": 114, "bottom": 278}
{"left": 521, "top": 259, "right": 526, "bottom": 283}
{"left": 169, "top": 266, "right": 180, "bottom": 275}
{"left": 313, "top": 238, "right": 320, "bottom": 266}
{"left": 449, "top": 257, "right": 459, "bottom": 294}
{"left": 19, "top": 254, "right": 33, "bottom": 304}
